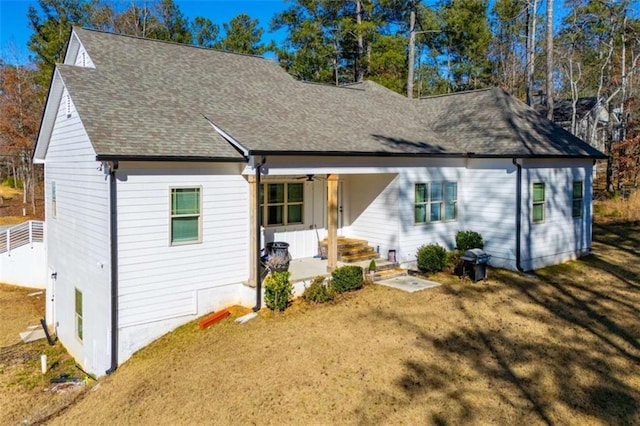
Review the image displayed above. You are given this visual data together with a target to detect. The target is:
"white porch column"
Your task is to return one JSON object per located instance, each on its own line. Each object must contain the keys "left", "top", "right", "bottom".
{"left": 327, "top": 174, "right": 339, "bottom": 272}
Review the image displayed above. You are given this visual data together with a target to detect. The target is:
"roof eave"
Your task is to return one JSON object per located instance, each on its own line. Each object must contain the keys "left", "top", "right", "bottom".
{"left": 95, "top": 154, "right": 247, "bottom": 163}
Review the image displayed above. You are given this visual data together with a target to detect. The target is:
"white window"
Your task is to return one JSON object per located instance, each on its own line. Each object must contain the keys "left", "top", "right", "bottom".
{"left": 170, "top": 187, "right": 202, "bottom": 245}
{"left": 260, "top": 182, "right": 304, "bottom": 226}
{"left": 415, "top": 182, "right": 457, "bottom": 224}
{"left": 75, "top": 288, "right": 83, "bottom": 341}
{"left": 572, "top": 181, "right": 583, "bottom": 218}
{"left": 533, "top": 182, "right": 545, "bottom": 223}
{"left": 51, "top": 181, "right": 56, "bottom": 218}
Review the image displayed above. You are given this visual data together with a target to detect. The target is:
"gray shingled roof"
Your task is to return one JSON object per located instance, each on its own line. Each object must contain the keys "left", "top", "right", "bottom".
{"left": 60, "top": 27, "right": 604, "bottom": 160}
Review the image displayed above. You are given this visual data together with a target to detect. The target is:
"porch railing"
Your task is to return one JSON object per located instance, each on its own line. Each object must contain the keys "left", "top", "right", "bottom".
{"left": 0, "top": 220, "right": 44, "bottom": 255}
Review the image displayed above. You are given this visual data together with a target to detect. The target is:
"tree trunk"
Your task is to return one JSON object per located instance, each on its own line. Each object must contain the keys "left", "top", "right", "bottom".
{"left": 356, "top": 0, "right": 365, "bottom": 82}
{"left": 526, "top": 0, "right": 538, "bottom": 106}
{"left": 407, "top": 1, "right": 416, "bottom": 99}
{"left": 546, "top": 0, "right": 554, "bottom": 120}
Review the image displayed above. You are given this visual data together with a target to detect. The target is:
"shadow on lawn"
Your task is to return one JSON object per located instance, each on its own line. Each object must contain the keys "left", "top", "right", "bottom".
{"left": 356, "top": 225, "right": 640, "bottom": 425}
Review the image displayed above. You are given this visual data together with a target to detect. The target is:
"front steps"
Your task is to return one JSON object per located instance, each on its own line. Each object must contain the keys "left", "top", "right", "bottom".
{"left": 320, "top": 237, "right": 380, "bottom": 263}
{"left": 320, "top": 237, "right": 408, "bottom": 281}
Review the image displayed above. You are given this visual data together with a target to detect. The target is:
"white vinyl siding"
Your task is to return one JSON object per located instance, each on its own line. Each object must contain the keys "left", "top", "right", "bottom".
{"left": 115, "top": 162, "right": 249, "bottom": 360}
{"left": 44, "top": 86, "right": 110, "bottom": 375}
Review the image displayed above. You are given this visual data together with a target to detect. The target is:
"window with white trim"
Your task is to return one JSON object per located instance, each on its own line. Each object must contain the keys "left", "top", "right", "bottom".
{"left": 51, "top": 181, "right": 57, "bottom": 218}
{"left": 533, "top": 182, "right": 545, "bottom": 223}
{"left": 260, "top": 182, "right": 304, "bottom": 226}
{"left": 415, "top": 182, "right": 457, "bottom": 223}
{"left": 572, "top": 181, "right": 583, "bottom": 218}
{"left": 75, "top": 288, "right": 83, "bottom": 341}
{"left": 170, "top": 187, "right": 202, "bottom": 245}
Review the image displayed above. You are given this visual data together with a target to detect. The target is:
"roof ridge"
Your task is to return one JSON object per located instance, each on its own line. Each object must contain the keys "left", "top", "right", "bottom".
{"left": 298, "top": 80, "right": 366, "bottom": 91}
{"left": 418, "top": 87, "right": 492, "bottom": 100}
{"left": 72, "top": 26, "right": 271, "bottom": 61}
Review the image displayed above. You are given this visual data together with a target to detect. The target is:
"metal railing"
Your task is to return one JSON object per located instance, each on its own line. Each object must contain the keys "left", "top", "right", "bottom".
{"left": 0, "top": 221, "right": 44, "bottom": 255}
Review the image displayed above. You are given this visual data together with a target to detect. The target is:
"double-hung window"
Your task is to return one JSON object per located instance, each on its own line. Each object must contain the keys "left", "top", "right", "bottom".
{"left": 572, "top": 181, "right": 583, "bottom": 218}
{"left": 261, "top": 182, "right": 304, "bottom": 226}
{"left": 170, "top": 187, "right": 202, "bottom": 245}
{"left": 415, "top": 182, "right": 457, "bottom": 224}
{"left": 532, "top": 182, "right": 545, "bottom": 223}
{"left": 75, "top": 288, "right": 83, "bottom": 341}
{"left": 51, "top": 182, "right": 57, "bottom": 218}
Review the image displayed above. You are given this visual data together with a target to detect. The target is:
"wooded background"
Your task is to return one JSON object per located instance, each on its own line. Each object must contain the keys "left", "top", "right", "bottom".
{"left": 1, "top": 0, "right": 639, "bottom": 214}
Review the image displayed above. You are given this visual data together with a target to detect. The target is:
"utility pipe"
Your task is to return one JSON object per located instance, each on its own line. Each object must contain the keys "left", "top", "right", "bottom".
{"left": 513, "top": 158, "right": 524, "bottom": 272}
{"left": 253, "top": 157, "right": 266, "bottom": 312}
{"left": 106, "top": 161, "right": 119, "bottom": 375}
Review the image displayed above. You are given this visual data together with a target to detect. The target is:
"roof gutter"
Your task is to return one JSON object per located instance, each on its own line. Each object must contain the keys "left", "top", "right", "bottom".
{"left": 513, "top": 158, "right": 524, "bottom": 272}
{"left": 105, "top": 161, "right": 119, "bottom": 375}
{"left": 246, "top": 150, "right": 607, "bottom": 160}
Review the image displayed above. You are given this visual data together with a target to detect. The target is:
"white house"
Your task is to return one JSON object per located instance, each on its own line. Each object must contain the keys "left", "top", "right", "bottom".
{"left": 33, "top": 28, "right": 605, "bottom": 377}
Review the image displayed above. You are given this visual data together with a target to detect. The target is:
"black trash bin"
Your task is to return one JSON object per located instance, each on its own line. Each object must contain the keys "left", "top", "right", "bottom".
{"left": 460, "top": 248, "right": 490, "bottom": 282}
{"left": 262, "top": 242, "right": 291, "bottom": 271}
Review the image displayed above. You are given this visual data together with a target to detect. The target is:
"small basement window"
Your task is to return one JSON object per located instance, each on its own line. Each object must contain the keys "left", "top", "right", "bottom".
{"left": 170, "top": 187, "right": 202, "bottom": 245}
{"left": 532, "top": 182, "right": 545, "bottom": 223}
{"left": 572, "top": 181, "right": 583, "bottom": 218}
{"left": 51, "top": 181, "right": 56, "bottom": 218}
{"left": 75, "top": 288, "right": 83, "bottom": 341}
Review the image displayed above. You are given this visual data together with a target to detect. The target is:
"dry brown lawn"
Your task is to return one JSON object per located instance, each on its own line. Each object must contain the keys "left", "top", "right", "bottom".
{"left": 3, "top": 222, "right": 640, "bottom": 425}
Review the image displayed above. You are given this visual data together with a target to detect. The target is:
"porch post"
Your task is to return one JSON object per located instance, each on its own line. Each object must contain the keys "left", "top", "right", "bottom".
{"left": 248, "top": 175, "right": 258, "bottom": 287}
{"left": 327, "top": 174, "right": 339, "bottom": 272}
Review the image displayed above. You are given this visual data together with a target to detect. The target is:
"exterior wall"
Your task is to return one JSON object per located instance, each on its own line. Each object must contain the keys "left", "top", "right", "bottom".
{"left": 115, "top": 162, "right": 251, "bottom": 364}
{"left": 344, "top": 159, "right": 517, "bottom": 268}
{"left": 521, "top": 158, "right": 593, "bottom": 270}
{"left": 44, "top": 87, "right": 111, "bottom": 376}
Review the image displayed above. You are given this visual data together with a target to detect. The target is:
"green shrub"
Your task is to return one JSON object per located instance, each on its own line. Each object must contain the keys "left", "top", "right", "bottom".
{"left": 368, "top": 259, "right": 377, "bottom": 271}
{"left": 455, "top": 230, "right": 484, "bottom": 251}
{"left": 2, "top": 176, "right": 23, "bottom": 189}
{"left": 330, "top": 265, "right": 364, "bottom": 293}
{"left": 417, "top": 243, "right": 447, "bottom": 273}
{"left": 302, "top": 276, "right": 335, "bottom": 304}
{"left": 263, "top": 271, "right": 293, "bottom": 311}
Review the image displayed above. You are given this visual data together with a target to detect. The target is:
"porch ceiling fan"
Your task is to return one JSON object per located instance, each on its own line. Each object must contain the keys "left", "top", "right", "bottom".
{"left": 294, "top": 174, "right": 326, "bottom": 182}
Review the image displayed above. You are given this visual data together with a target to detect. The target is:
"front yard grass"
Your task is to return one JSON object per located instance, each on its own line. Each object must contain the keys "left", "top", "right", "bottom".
{"left": 3, "top": 222, "right": 639, "bottom": 425}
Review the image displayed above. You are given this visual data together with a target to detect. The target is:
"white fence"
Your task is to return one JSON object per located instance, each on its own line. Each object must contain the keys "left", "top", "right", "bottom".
{"left": 0, "top": 221, "right": 45, "bottom": 288}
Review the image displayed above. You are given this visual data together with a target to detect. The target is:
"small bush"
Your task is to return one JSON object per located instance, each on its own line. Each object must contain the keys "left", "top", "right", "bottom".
{"left": 330, "top": 265, "right": 364, "bottom": 293}
{"left": 263, "top": 271, "right": 292, "bottom": 311}
{"left": 446, "top": 250, "right": 464, "bottom": 275}
{"left": 417, "top": 243, "right": 447, "bottom": 273}
{"left": 368, "top": 259, "right": 377, "bottom": 271}
{"left": 302, "top": 276, "right": 335, "bottom": 303}
{"left": 2, "top": 176, "right": 23, "bottom": 189}
{"left": 455, "top": 230, "right": 484, "bottom": 251}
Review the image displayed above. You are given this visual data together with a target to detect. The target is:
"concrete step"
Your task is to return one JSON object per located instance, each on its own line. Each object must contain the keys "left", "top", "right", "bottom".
{"left": 371, "top": 267, "right": 408, "bottom": 281}
{"left": 340, "top": 251, "right": 381, "bottom": 263}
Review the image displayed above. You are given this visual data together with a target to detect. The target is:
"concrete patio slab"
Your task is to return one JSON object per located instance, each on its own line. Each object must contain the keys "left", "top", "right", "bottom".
{"left": 376, "top": 275, "right": 441, "bottom": 293}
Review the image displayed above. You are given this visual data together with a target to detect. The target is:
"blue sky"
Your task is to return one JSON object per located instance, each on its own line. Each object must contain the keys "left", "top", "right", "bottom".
{"left": 0, "top": 0, "right": 289, "bottom": 62}
{"left": 1, "top": 0, "right": 568, "bottom": 64}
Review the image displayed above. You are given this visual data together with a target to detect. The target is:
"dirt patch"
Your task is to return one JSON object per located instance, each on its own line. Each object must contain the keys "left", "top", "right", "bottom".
{"left": 0, "top": 284, "right": 86, "bottom": 425}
